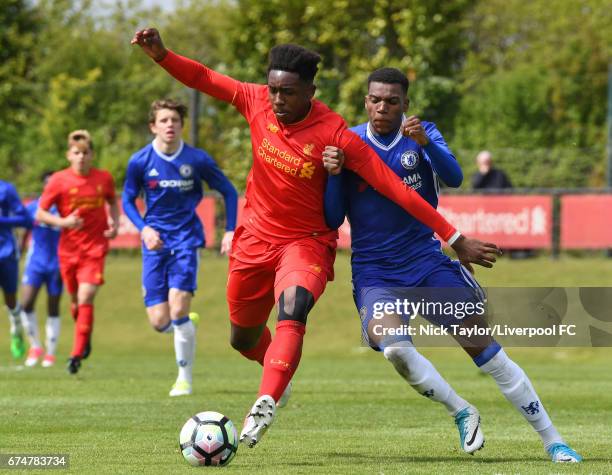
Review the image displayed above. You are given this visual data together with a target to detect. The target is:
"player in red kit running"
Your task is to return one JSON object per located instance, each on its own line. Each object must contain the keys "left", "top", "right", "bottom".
{"left": 36, "top": 130, "right": 119, "bottom": 375}
{"left": 132, "top": 29, "right": 500, "bottom": 448}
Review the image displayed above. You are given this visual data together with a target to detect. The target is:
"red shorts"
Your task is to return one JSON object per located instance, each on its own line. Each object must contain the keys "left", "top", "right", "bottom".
{"left": 227, "top": 226, "right": 336, "bottom": 328}
{"left": 59, "top": 254, "right": 106, "bottom": 295}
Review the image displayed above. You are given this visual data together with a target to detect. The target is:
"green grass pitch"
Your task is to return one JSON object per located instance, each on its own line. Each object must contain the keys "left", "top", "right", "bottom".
{"left": 1, "top": 253, "right": 611, "bottom": 474}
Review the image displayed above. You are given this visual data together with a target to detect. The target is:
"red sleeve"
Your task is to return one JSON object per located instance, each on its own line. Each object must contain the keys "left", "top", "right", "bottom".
{"left": 339, "top": 128, "right": 456, "bottom": 242}
{"left": 38, "top": 176, "right": 60, "bottom": 212}
{"left": 157, "top": 50, "right": 259, "bottom": 118}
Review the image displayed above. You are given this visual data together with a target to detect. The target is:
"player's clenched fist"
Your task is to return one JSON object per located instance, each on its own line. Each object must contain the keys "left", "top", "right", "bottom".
{"left": 62, "top": 211, "right": 83, "bottom": 229}
{"left": 131, "top": 28, "right": 168, "bottom": 62}
{"left": 141, "top": 225, "right": 164, "bottom": 251}
{"left": 401, "top": 115, "right": 429, "bottom": 146}
{"left": 322, "top": 146, "right": 345, "bottom": 175}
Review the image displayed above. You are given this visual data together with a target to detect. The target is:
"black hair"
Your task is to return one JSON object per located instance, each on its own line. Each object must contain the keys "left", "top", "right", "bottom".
{"left": 367, "top": 67, "right": 409, "bottom": 94}
{"left": 267, "top": 44, "right": 321, "bottom": 83}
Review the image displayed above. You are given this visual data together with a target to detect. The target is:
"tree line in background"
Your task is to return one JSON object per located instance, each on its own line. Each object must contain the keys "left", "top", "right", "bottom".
{"left": 2, "top": 0, "right": 610, "bottom": 193}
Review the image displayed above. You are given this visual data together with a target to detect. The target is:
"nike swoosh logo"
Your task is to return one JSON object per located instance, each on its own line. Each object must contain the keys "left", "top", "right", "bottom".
{"left": 466, "top": 417, "right": 480, "bottom": 446}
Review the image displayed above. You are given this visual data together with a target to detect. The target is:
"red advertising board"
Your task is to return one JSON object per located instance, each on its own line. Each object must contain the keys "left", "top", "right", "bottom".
{"left": 336, "top": 195, "right": 553, "bottom": 250}
{"left": 560, "top": 195, "right": 612, "bottom": 249}
{"left": 436, "top": 195, "right": 553, "bottom": 249}
{"left": 296, "top": 195, "right": 554, "bottom": 250}
{"left": 110, "top": 196, "right": 217, "bottom": 249}
{"left": 33, "top": 192, "right": 612, "bottom": 251}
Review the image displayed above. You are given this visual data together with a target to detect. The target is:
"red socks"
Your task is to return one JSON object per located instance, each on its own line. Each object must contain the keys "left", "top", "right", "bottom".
{"left": 71, "top": 304, "right": 94, "bottom": 357}
{"left": 240, "top": 326, "right": 272, "bottom": 365}
{"left": 259, "top": 320, "right": 306, "bottom": 402}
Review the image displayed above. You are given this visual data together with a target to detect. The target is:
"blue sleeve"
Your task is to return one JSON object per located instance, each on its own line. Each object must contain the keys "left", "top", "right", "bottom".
{"left": 0, "top": 185, "right": 33, "bottom": 229}
{"left": 199, "top": 152, "right": 238, "bottom": 231}
{"left": 324, "top": 172, "right": 347, "bottom": 229}
{"left": 422, "top": 122, "right": 463, "bottom": 188}
{"left": 122, "top": 158, "right": 147, "bottom": 231}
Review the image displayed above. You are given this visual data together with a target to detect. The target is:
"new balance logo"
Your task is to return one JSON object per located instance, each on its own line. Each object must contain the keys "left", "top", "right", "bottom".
{"left": 148, "top": 168, "right": 159, "bottom": 177}
{"left": 422, "top": 389, "right": 435, "bottom": 398}
{"left": 521, "top": 401, "right": 540, "bottom": 415}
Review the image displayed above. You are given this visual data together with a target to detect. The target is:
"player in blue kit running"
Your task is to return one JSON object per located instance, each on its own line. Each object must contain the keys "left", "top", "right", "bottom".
{"left": 322, "top": 68, "right": 581, "bottom": 463}
{"left": 123, "top": 99, "right": 238, "bottom": 397}
{"left": 0, "top": 180, "right": 33, "bottom": 360}
{"left": 19, "top": 172, "right": 63, "bottom": 367}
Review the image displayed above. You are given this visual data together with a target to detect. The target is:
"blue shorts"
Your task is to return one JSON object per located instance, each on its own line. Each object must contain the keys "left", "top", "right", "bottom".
{"left": 22, "top": 262, "right": 63, "bottom": 296}
{"left": 353, "top": 259, "right": 485, "bottom": 350}
{"left": 0, "top": 257, "right": 18, "bottom": 294}
{"left": 142, "top": 248, "right": 200, "bottom": 307}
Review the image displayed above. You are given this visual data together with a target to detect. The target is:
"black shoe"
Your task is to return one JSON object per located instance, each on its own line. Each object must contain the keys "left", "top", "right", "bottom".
{"left": 82, "top": 340, "right": 92, "bottom": 360}
{"left": 67, "top": 356, "right": 81, "bottom": 374}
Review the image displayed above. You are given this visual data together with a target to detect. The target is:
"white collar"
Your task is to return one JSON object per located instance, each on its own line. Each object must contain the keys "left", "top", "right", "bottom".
{"left": 152, "top": 140, "right": 184, "bottom": 162}
{"left": 365, "top": 115, "right": 406, "bottom": 151}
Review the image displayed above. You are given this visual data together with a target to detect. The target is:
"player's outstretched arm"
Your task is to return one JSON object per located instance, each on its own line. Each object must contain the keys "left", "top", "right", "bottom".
{"left": 338, "top": 139, "right": 501, "bottom": 269}
{"left": 132, "top": 28, "right": 240, "bottom": 104}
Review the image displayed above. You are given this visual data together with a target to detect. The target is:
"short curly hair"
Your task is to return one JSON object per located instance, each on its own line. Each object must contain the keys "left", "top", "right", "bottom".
{"left": 367, "top": 67, "right": 409, "bottom": 94}
{"left": 267, "top": 44, "right": 321, "bottom": 83}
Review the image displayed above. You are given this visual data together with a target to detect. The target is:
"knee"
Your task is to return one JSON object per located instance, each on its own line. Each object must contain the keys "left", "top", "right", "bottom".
{"left": 152, "top": 320, "right": 171, "bottom": 333}
{"left": 148, "top": 311, "right": 169, "bottom": 331}
{"left": 383, "top": 344, "right": 417, "bottom": 368}
{"left": 77, "top": 293, "right": 95, "bottom": 305}
{"left": 278, "top": 286, "right": 314, "bottom": 324}
{"left": 230, "top": 332, "right": 257, "bottom": 352}
{"left": 230, "top": 325, "right": 261, "bottom": 352}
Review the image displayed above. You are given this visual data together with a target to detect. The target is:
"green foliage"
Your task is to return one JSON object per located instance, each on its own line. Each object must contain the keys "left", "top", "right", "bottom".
{"left": 453, "top": 0, "right": 611, "bottom": 187}
{"left": 0, "top": 0, "right": 41, "bottom": 182}
{"left": 0, "top": 0, "right": 609, "bottom": 192}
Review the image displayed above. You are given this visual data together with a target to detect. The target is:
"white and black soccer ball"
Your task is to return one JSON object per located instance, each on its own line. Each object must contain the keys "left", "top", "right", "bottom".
{"left": 179, "top": 411, "right": 238, "bottom": 467}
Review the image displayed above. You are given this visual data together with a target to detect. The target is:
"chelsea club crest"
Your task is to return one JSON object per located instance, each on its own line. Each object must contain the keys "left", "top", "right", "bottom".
{"left": 400, "top": 150, "right": 419, "bottom": 170}
{"left": 179, "top": 164, "right": 193, "bottom": 178}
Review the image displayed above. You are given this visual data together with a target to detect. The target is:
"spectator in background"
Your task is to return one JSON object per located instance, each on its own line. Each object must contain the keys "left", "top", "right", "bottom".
{"left": 471, "top": 150, "right": 512, "bottom": 189}
{"left": 471, "top": 151, "right": 535, "bottom": 258}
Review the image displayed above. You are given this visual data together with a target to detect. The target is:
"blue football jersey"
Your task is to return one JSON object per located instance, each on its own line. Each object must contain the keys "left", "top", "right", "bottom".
{"left": 24, "top": 199, "right": 60, "bottom": 271}
{"left": 345, "top": 121, "right": 454, "bottom": 283}
{"left": 123, "top": 141, "right": 237, "bottom": 253}
{"left": 0, "top": 180, "right": 31, "bottom": 260}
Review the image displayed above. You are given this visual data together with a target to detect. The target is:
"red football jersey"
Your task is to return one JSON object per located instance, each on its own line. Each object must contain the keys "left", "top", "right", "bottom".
{"left": 39, "top": 167, "right": 116, "bottom": 258}
{"left": 159, "top": 51, "right": 456, "bottom": 244}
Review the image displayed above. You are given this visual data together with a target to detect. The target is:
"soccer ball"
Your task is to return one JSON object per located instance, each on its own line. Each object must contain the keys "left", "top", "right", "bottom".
{"left": 179, "top": 411, "right": 238, "bottom": 467}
